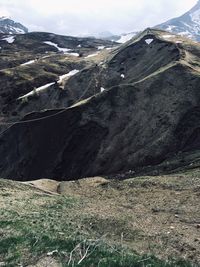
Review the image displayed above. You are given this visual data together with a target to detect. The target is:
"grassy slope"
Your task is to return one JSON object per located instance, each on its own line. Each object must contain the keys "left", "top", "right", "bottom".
{"left": 0, "top": 170, "right": 200, "bottom": 266}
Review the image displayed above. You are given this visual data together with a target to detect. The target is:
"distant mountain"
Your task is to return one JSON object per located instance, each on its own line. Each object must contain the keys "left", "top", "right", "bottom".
{"left": 156, "top": 0, "right": 200, "bottom": 41}
{"left": 94, "top": 31, "right": 115, "bottom": 39}
{"left": 96, "top": 31, "right": 139, "bottom": 43}
{"left": 108, "top": 1, "right": 200, "bottom": 44}
{"left": 0, "top": 17, "right": 28, "bottom": 34}
{"left": 116, "top": 31, "right": 139, "bottom": 43}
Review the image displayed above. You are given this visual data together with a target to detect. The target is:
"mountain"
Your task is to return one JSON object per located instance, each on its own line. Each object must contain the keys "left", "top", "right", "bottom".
{"left": 1, "top": 29, "right": 200, "bottom": 180}
{"left": 116, "top": 31, "right": 139, "bottom": 43}
{"left": 0, "top": 17, "right": 28, "bottom": 34}
{"left": 113, "top": 1, "right": 200, "bottom": 44}
{"left": 0, "top": 31, "right": 118, "bottom": 121}
{"left": 156, "top": 0, "right": 200, "bottom": 40}
{"left": 97, "top": 31, "right": 139, "bottom": 43}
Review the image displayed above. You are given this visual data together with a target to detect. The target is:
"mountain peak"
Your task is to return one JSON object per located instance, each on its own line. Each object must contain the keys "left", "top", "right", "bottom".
{"left": 156, "top": 1, "right": 200, "bottom": 41}
{"left": 189, "top": 0, "right": 200, "bottom": 12}
{"left": 0, "top": 17, "right": 28, "bottom": 34}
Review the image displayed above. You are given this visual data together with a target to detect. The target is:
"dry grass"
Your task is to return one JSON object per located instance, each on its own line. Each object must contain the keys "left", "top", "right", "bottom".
{"left": 0, "top": 169, "right": 199, "bottom": 266}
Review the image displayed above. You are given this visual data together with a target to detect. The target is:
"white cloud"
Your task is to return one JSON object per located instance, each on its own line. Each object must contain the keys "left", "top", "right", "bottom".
{"left": 0, "top": 6, "right": 11, "bottom": 17}
{"left": 0, "top": 0, "right": 198, "bottom": 35}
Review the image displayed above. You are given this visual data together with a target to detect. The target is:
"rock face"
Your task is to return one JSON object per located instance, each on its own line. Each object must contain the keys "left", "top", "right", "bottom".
{"left": 0, "top": 17, "right": 28, "bottom": 34}
{"left": 156, "top": 0, "right": 200, "bottom": 41}
{"left": 1, "top": 29, "right": 200, "bottom": 181}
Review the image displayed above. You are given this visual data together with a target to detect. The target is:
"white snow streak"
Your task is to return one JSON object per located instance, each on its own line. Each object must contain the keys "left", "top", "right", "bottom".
{"left": 98, "top": 46, "right": 105, "bottom": 50}
{"left": 44, "top": 41, "right": 79, "bottom": 56}
{"left": 18, "top": 82, "right": 55, "bottom": 99}
{"left": 162, "top": 35, "right": 173, "bottom": 38}
{"left": 2, "top": 36, "right": 15, "bottom": 43}
{"left": 58, "top": 69, "right": 79, "bottom": 83}
{"left": 44, "top": 41, "right": 71, "bottom": 53}
{"left": 20, "top": 60, "right": 35, "bottom": 66}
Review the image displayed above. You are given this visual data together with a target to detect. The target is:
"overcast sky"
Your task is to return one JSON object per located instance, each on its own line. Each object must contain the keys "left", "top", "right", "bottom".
{"left": 0, "top": 0, "right": 198, "bottom": 36}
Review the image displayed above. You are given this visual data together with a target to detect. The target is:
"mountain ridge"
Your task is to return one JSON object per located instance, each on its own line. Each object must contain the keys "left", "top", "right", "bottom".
{"left": 0, "top": 17, "right": 28, "bottom": 34}
{"left": 156, "top": 0, "right": 200, "bottom": 40}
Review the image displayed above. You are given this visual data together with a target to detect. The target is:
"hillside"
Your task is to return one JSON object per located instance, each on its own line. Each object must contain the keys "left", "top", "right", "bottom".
{"left": 0, "top": 29, "right": 200, "bottom": 180}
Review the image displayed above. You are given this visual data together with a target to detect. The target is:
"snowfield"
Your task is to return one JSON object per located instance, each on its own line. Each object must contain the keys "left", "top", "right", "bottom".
{"left": 43, "top": 41, "right": 71, "bottom": 53}
{"left": 44, "top": 41, "right": 79, "bottom": 56}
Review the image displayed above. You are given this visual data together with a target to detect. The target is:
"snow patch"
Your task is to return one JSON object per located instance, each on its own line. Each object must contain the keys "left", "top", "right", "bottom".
{"left": 44, "top": 41, "right": 79, "bottom": 56}
{"left": 20, "top": 60, "right": 35, "bottom": 66}
{"left": 44, "top": 41, "right": 71, "bottom": 53}
{"left": 162, "top": 35, "right": 173, "bottom": 38}
{"left": 2, "top": 36, "right": 15, "bottom": 43}
{"left": 58, "top": 69, "right": 79, "bottom": 83}
{"left": 98, "top": 46, "right": 105, "bottom": 50}
{"left": 85, "top": 53, "right": 99, "bottom": 58}
{"left": 67, "top": 52, "right": 79, "bottom": 57}
{"left": 166, "top": 25, "right": 176, "bottom": 31}
{"left": 18, "top": 82, "right": 55, "bottom": 99}
{"left": 145, "top": 39, "right": 153, "bottom": 45}
{"left": 100, "top": 87, "right": 105, "bottom": 92}
{"left": 121, "top": 74, "right": 125, "bottom": 79}
{"left": 179, "top": 31, "right": 192, "bottom": 37}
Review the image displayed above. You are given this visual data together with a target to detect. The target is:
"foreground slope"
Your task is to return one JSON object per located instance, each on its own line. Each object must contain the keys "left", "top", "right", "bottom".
{"left": 0, "top": 29, "right": 200, "bottom": 180}
{"left": 0, "top": 170, "right": 200, "bottom": 266}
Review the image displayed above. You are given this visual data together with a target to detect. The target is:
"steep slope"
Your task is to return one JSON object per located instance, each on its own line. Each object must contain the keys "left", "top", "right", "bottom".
{"left": 1, "top": 29, "right": 200, "bottom": 180}
{"left": 156, "top": 0, "right": 200, "bottom": 41}
{"left": 0, "top": 17, "right": 28, "bottom": 34}
{"left": 0, "top": 32, "right": 117, "bottom": 122}
{"left": 63, "top": 30, "right": 181, "bottom": 104}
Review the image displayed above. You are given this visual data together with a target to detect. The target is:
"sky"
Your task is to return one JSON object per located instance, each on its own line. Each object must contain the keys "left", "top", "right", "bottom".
{"left": 0, "top": 0, "right": 198, "bottom": 36}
